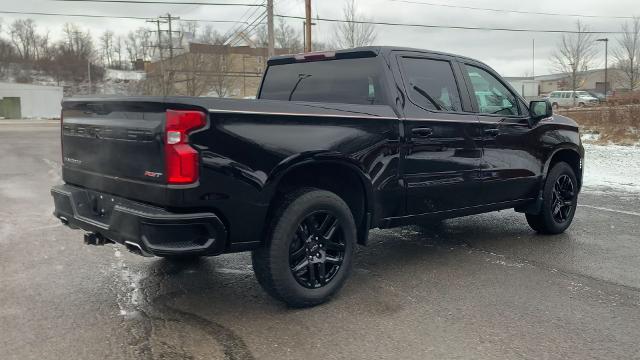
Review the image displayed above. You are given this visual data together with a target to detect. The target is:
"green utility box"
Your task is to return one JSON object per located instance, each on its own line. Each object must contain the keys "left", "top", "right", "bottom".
{"left": 0, "top": 97, "right": 22, "bottom": 119}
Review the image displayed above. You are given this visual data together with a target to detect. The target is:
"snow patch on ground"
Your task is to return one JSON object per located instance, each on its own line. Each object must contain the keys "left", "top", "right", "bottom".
{"left": 581, "top": 131, "right": 601, "bottom": 143}
{"left": 583, "top": 144, "right": 640, "bottom": 193}
{"left": 104, "top": 69, "right": 146, "bottom": 81}
{"left": 110, "top": 247, "right": 144, "bottom": 317}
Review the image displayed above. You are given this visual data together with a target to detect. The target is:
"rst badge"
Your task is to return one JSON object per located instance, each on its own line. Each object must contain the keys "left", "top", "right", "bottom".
{"left": 144, "top": 171, "right": 163, "bottom": 178}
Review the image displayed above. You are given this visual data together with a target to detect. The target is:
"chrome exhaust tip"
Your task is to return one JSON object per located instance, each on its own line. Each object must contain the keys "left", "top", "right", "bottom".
{"left": 124, "top": 241, "right": 153, "bottom": 257}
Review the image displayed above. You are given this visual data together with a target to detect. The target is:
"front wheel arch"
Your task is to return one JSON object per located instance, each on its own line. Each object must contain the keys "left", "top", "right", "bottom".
{"left": 543, "top": 147, "right": 583, "bottom": 192}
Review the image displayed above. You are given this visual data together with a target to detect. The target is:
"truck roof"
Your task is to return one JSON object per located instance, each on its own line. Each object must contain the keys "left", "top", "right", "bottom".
{"left": 267, "top": 46, "right": 483, "bottom": 67}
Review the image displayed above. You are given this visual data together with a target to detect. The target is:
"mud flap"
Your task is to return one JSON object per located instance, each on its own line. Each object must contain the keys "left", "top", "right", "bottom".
{"left": 515, "top": 192, "right": 543, "bottom": 215}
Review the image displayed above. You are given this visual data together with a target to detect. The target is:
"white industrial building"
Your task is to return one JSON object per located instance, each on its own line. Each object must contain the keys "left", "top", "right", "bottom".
{"left": 504, "top": 77, "right": 541, "bottom": 101}
{"left": 0, "top": 82, "right": 63, "bottom": 119}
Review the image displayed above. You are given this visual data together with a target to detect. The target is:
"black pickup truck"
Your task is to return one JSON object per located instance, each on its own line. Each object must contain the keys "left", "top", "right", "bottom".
{"left": 52, "top": 46, "right": 584, "bottom": 307}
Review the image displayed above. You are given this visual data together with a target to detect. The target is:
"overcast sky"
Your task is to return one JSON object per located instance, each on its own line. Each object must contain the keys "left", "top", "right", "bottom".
{"left": 0, "top": 0, "right": 637, "bottom": 76}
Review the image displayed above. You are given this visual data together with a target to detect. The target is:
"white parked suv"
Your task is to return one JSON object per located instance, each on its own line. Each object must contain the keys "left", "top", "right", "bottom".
{"left": 547, "top": 91, "right": 599, "bottom": 108}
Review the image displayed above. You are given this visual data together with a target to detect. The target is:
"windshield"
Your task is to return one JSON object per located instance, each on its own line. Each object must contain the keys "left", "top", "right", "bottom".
{"left": 259, "top": 57, "right": 384, "bottom": 105}
{"left": 576, "top": 91, "right": 591, "bottom": 97}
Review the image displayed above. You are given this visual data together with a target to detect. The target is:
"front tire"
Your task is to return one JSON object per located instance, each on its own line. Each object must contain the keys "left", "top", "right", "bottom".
{"left": 526, "top": 162, "right": 578, "bottom": 234}
{"left": 252, "top": 188, "right": 356, "bottom": 307}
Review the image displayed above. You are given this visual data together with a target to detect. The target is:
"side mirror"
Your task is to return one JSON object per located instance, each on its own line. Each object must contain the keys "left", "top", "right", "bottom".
{"left": 529, "top": 99, "right": 552, "bottom": 126}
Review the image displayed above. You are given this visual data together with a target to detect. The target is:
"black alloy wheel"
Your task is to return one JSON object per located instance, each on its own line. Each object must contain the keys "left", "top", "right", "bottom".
{"left": 551, "top": 174, "right": 575, "bottom": 223}
{"left": 525, "top": 162, "right": 578, "bottom": 234}
{"left": 252, "top": 188, "right": 356, "bottom": 307}
{"left": 289, "top": 211, "right": 346, "bottom": 289}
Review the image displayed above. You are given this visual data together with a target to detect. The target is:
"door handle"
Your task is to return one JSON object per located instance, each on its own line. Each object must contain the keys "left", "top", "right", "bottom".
{"left": 412, "top": 127, "right": 433, "bottom": 137}
{"left": 484, "top": 128, "right": 500, "bottom": 137}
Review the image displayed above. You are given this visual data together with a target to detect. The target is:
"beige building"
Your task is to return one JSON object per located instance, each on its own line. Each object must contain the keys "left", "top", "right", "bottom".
{"left": 536, "top": 68, "right": 627, "bottom": 95}
{"left": 145, "top": 43, "right": 290, "bottom": 98}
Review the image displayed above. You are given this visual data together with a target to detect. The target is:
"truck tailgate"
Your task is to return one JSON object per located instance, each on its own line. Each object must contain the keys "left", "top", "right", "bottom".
{"left": 61, "top": 100, "right": 206, "bottom": 205}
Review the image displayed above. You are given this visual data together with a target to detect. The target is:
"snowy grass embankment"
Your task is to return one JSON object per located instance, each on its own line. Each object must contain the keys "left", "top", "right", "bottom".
{"left": 583, "top": 144, "right": 640, "bottom": 193}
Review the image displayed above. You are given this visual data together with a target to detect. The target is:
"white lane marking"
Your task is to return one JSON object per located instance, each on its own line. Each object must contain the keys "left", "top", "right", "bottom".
{"left": 578, "top": 204, "right": 640, "bottom": 217}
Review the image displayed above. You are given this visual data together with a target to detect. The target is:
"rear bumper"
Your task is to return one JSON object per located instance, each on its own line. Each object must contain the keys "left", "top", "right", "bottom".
{"left": 51, "top": 184, "right": 227, "bottom": 257}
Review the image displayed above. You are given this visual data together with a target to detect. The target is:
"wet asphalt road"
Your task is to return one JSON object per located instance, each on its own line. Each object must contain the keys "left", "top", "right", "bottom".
{"left": 1, "top": 123, "right": 639, "bottom": 360}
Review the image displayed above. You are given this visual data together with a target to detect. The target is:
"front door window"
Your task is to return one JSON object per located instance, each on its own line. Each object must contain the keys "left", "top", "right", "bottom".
{"left": 464, "top": 64, "right": 520, "bottom": 116}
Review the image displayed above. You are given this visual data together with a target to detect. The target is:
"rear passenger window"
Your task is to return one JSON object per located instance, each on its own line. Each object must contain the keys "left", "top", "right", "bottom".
{"left": 464, "top": 64, "right": 520, "bottom": 116}
{"left": 400, "top": 57, "right": 463, "bottom": 112}
{"left": 259, "top": 57, "right": 383, "bottom": 105}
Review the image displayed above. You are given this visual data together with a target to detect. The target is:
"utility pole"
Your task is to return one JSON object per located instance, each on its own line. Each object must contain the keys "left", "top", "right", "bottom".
{"left": 267, "top": 0, "right": 275, "bottom": 57}
{"left": 147, "top": 18, "right": 166, "bottom": 96}
{"left": 159, "top": 13, "right": 181, "bottom": 96}
{"left": 87, "top": 59, "right": 91, "bottom": 94}
{"left": 160, "top": 13, "right": 180, "bottom": 59}
{"left": 304, "top": 0, "right": 312, "bottom": 52}
{"left": 242, "top": 55, "right": 246, "bottom": 97}
{"left": 597, "top": 38, "right": 609, "bottom": 99}
{"left": 302, "top": 21, "right": 316, "bottom": 51}
{"left": 532, "top": 39, "right": 535, "bottom": 78}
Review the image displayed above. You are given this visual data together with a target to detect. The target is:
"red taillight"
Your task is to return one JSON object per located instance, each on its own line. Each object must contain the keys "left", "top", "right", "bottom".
{"left": 164, "top": 109, "right": 206, "bottom": 184}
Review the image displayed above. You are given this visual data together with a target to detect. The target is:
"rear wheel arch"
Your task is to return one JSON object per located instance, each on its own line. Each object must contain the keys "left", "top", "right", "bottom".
{"left": 264, "top": 159, "right": 374, "bottom": 245}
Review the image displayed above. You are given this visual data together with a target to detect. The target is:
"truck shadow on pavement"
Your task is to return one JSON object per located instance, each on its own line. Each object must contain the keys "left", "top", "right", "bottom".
{"left": 125, "top": 211, "right": 573, "bottom": 359}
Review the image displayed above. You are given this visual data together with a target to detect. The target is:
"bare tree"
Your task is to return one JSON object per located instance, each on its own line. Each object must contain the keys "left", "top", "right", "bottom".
{"left": 0, "top": 19, "right": 17, "bottom": 76}
{"left": 332, "top": 0, "right": 377, "bottom": 49}
{"left": 48, "top": 23, "right": 101, "bottom": 85}
{"left": 9, "top": 19, "right": 38, "bottom": 60}
{"left": 614, "top": 17, "right": 640, "bottom": 91}
{"left": 275, "top": 19, "right": 302, "bottom": 53}
{"left": 551, "top": 20, "right": 597, "bottom": 105}
{"left": 254, "top": 25, "right": 268, "bottom": 48}
{"left": 113, "top": 35, "right": 124, "bottom": 69}
{"left": 125, "top": 27, "right": 152, "bottom": 65}
{"left": 208, "top": 50, "right": 238, "bottom": 97}
{"left": 198, "top": 25, "right": 225, "bottom": 45}
{"left": 100, "top": 30, "right": 115, "bottom": 68}
{"left": 253, "top": 21, "right": 301, "bottom": 52}
{"left": 61, "top": 23, "right": 94, "bottom": 59}
{"left": 168, "top": 47, "right": 237, "bottom": 97}
{"left": 35, "top": 30, "right": 54, "bottom": 61}
{"left": 179, "top": 21, "right": 198, "bottom": 43}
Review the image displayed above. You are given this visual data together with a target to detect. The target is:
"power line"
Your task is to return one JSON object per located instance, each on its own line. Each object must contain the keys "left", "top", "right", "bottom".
{"left": 389, "top": 0, "right": 636, "bottom": 20}
{"left": 50, "top": 0, "right": 263, "bottom": 6}
{"left": 221, "top": 0, "right": 262, "bottom": 38}
{"left": 1, "top": 9, "right": 625, "bottom": 37}
{"left": 0, "top": 10, "right": 249, "bottom": 24}
{"left": 228, "top": 12, "right": 266, "bottom": 46}
{"left": 221, "top": 0, "right": 265, "bottom": 42}
{"left": 275, "top": 14, "right": 625, "bottom": 34}
{"left": 225, "top": 4, "right": 267, "bottom": 46}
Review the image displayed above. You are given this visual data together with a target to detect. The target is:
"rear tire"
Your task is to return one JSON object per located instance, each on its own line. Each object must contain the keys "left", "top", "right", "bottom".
{"left": 252, "top": 188, "right": 356, "bottom": 307}
{"left": 526, "top": 162, "right": 578, "bottom": 234}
